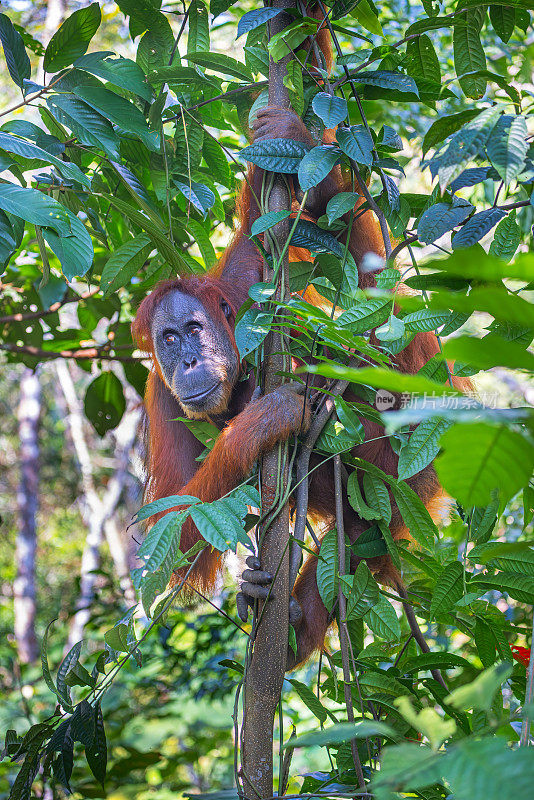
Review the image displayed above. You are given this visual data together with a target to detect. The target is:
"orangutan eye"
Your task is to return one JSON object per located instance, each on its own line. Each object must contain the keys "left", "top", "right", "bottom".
{"left": 163, "top": 331, "right": 177, "bottom": 345}
{"left": 221, "top": 301, "right": 231, "bottom": 319}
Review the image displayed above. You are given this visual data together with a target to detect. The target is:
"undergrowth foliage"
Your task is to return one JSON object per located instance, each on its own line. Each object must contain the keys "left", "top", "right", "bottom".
{"left": 1, "top": 1, "right": 534, "bottom": 799}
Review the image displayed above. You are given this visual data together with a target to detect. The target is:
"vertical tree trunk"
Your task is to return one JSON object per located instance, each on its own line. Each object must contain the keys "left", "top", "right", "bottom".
{"left": 241, "top": 3, "right": 296, "bottom": 798}
{"left": 14, "top": 368, "right": 41, "bottom": 664}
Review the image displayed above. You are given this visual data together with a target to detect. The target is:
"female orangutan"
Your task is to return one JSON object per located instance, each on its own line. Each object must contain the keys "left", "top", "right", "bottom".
{"left": 132, "top": 25, "right": 463, "bottom": 669}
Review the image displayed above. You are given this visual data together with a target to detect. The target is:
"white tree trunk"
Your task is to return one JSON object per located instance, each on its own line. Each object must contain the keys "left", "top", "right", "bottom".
{"left": 14, "top": 368, "right": 41, "bottom": 664}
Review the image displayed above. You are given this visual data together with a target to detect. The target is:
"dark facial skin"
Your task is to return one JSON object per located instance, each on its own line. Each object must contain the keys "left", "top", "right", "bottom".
{"left": 151, "top": 290, "right": 239, "bottom": 417}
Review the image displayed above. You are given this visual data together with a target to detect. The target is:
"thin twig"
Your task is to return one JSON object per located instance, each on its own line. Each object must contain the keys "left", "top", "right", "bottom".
{"left": 0, "top": 343, "right": 140, "bottom": 363}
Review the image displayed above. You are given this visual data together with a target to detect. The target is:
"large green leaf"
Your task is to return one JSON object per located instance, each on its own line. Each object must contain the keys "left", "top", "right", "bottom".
{"left": 398, "top": 418, "right": 451, "bottom": 480}
{"left": 190, "top": 497, "right": 245, "bottom": 552}
{"left": 337, "top": 298, "right": 391, "bottom": 333}
{"left": 422, "top": 109, "right": 480, "bottom": 156}
{"left": 406, "top": 34, "right": 440, "bottom": 84}
{"left": 74, "top": 51, "right": 153, "bottom": 102}
{"left": 183, "top": 51, "right": 252, "bottom": 82}
{"left": 436, "top": 422, "right": 534, "bottom": 506}
{"left": 75, "top": 85, "right": 158, "bottom": 151}
{"left": 336, "top": 124, "right": 374, "bottom": 167}
{"left": 451, "top": 208, "right": 506, "bottom": 250}
{"left": 490, "top": 5, "right": 516, "bottom": 43}
{"left": 391, "top": 480, "right": 438, "bottom": 550}
{"left": 298, "top": 145, "right": 340, "bottom": 191}
{"left": 43, "top": 2, "right": 101, "bottom": 73}
{"left": 100, "top": 234, "right": 152, "bottom": 295}
{"left": 311, "top": 92, "right": 348, "bottom": 128}
{"left": 453, "top": 8, "right": 486, "bottom": 99}
{"left": 42, "top": 210, "right": 94, "bottom": 280}
{"left": 486, "top": 114, "right": 528, "bottom": 184}
{"left": 237, "top": 7, "right": 283, "bottom": 38}
{"left": 287, "top": 720, "right": 396, "bottom": 749}
{"left": 401, "top": 308, "right": 453, "bottom": 333}
{"left": 442, "top": 334, "right": 534, "bottom": 372}
{"left": 47, "top": 94, "right": 121, "bottom": 160}
{"left": 0, "top": 13, "right": 31, "bottom": 88}
{"left": 365, "top": 594, "right": 401, "bottom": 639}
{"left": 84, "top": 372, "right": 126, "bottom": 436}
{"left": 436, "top": 106, "right": 501, "bottom": 189}
{"left": 0, "top": 183, "right": 70, "bottom": 235}
{"left": 234, "top": 307, "right": 273, "bottom": 359}
{"left": 355, "top": 70, "right": 419, "bottom": 96}
{"left": 0, "top": 131, "right": 90, "bottom": 188}
{"left": 240, "top": 138, "right": 309, "bottom": 172}
{"left": 417, "top": 199, "right": 473, "bottom": 244}
{"left": 346, "top": 561, "right": 379, "bottom": 620}
{"left": 429, "top": 561, "right": 464, "bottom": 619}
{"left": 489, "top": 210, "right": 520, "bottom": 262}
{"left": 317, "top": 529, "right": 339, "bottom": 612}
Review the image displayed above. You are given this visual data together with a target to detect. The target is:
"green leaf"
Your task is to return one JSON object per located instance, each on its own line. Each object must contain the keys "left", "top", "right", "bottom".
{"left": 391, "top": 480, "right": 438, "bottom": 550}
{"left": 174, "top": 180, "right": 215, "bottom": 216}
{"left": 311, "top": 92, "right": 348, "bottom": 128}
{"left": 104, "top": 623, "right": 129, "bottom": 653}
{"left": 403, "top": 652, "right": 471, "bottom": 673}
{"left": 442, "top": 736, "right": 534, "bottom": 800}
{"left": 291, "top": 220, "right": 355, "bottom": 265}
{"left": 57, "top": 641, "right": 82, "bottom": 709}
{"left": 489, "top": 210, "right": 520, "bottom": 262}
{"left": 486, "top": 114, "right": 528, "bottom": 184}
{"left": 362, "top": 473, "right": 391, "bottom": 523}
{"left": 0, "top": 182, "right": 70, "bottom": 234}
{"left": 298, "top": 145, "right": 340, "bottom": 191}
{"left": 202, "top": 135, "right": 232, "bottom": 187}
{"left": 325, "top": 191, "right": 359, "bottom": 225}
{"left": 453, "top": 9, "right": 487, "bottom": 99}
{"left": 84, "top": 372, "right": 126, "bottom": 436}
{"left": 347, "top": 471, "right": 381, "bottom": 520}
{"left": 85, "top": 703, "right": 107, "bottom": 788}
{"left": 135, "top": 494, "right": 200, "bottom": 522}
{"left": 436, "top": 106, "right": 501, "bottom": 189}
{"left": 346, "top": 561, "right": 379, "bottom": 620}
{"left": 138, "top": 511, "right": 185, "bottom": 572}
{"left": 490, "top": 5, "right": 516, "bottom": 43}
{"left": 355, "top": 70, "right": 419, "bottom": 97}
{"left": 306, "top": 363, "right": 458, "bottom": 398}
{"left": 436, "top": 422, "right": 534, "bottom": 507}
{"left": 317, "top": 529, "right": 339, "bottom": 612}
{"left": 429, "top": 561, "right": 464, "bottom": 619}
{"left": 417, "top": 200, "right": 473, "bottom": 244}
{"left": 337, "top": 298, "right": 391, "bottom": 333}
{"left": 267, "top": 20, "right": 317, "bottom": 62}
{"left": 190, "top": 497, "right": 245, "bottom": 552}
{"left": 286, "top": 720, "right": 396, "bottom": 749}
{"left": 40, "top": 621, "right": 59, "bottom": 700}
{"left": 43, "top": 2, "right": 101, "bottom": 73}
{"left": 446, "top": 662, "right": 512, "bottom": 712}
{"left": 442, "top": 334, "right": 534, "bottom": 372}
{"left": 240, "top": 138, "right": 309, "bottom": 172}
{"left": 406, "top": 34, "right": 440, "bottom": 84}
{"left": 470, "top": 571, "right": 534, "bottom": 604}
{"left": 0, "top": 13, "right": 31, "bottom": 88}
{"left": 452, "top": 208, "right": 506, "bottom": 250}
{"left": 422, "top": 108, "right": 480, "bottom": 156}
{"left": 288, "top": 679, "right": 328, "bottom": 724}
{"left": 47, "top": 94, "right": 120, "bottom": 160}
{"left": 42, "top": 209, "right": 93, "bottom": 280}
{"left": 186, "top": 217, "right": 216, "bottom": 268}
{"left": 74, "top": 51, "right": 153, "bottom": 101}
{"left": 398, "top": 418, "right": 452, "bottom": 480}
{"left": 350, "top": 0, "right": 384, "bottom": 36}
{"left": 0, "top": 131, "right": 90, "bottom": 187}
{"left": 237, "top": 8, "right": 283, "bottom": 38}
{"left": 75, "top": 85, "right": 158, "bottom": 151}
{"left": 375, "top": 315, "right": 405, "bottom": 342}
{"left": 250, "top": 210, "right": 291, "bottom": 236}
{"left": 234, "top": 307, "right": 272, "bottom": 359}
{"left": 183, "top": 51, "right": 252, "bottom": 82}
{"left": 188, "top": 0, "right": 210, "bottom": 54}
{"left": 336, "top": 124, "right": 374, "bottom": 167}
{"left": 365, "top": 594, "right": 401, "bottom": 639}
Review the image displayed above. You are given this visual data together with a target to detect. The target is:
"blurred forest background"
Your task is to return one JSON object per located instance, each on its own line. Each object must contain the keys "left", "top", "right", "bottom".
{"left": 0, "top": 1, "right": 533, "bottom": 799}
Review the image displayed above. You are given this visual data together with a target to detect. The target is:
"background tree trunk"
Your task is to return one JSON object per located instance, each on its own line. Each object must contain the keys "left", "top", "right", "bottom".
{"left": 14, "top": 368, "right": 41, "bottom": 664}
{"left": 241, "top": 3, "right": 296, "bottom": 797}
